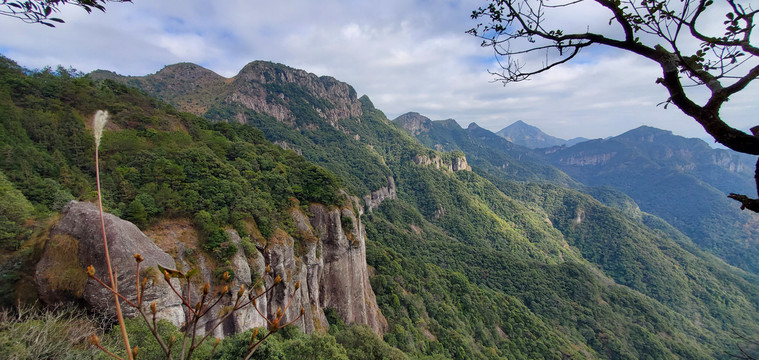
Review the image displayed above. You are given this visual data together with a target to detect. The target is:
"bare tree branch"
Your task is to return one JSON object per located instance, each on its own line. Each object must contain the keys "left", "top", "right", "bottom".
{"left": 470, "top": 0, "right": 759, "bottom": 211}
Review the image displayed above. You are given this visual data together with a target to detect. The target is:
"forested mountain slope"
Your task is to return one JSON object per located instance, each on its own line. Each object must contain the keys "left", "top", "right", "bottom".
{"left": 82, "top": 59, "right": 759, "bottom": 358}
{"left": 542, "top": 126, "right": 759, "bottom": 274}
{"left": 393, "top": 111, "right": 759, "bottom": 353}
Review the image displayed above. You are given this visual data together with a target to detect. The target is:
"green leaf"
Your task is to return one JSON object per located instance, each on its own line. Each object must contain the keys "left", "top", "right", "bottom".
{"left": 186, "top": 268, "right": 200, "bottom": 280}
{"left": 157, "top": 264, "right": 185, "bottom": 279}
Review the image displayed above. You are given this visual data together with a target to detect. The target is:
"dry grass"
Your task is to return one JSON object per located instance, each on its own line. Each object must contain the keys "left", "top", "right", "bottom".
{"left": 38, "top": 234, "right": 88, "bottom": 297}
{"left": 144, "top": 218, "right": 198, "bottom": 257}
{"left": 0, "top": 304, "right": 102, "bottom": 360}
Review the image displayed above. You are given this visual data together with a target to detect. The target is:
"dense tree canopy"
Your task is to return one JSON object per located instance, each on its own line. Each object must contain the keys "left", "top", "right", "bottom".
{"left": 469, "top": 0, "right": 759, "bottom": 212}
{"left": 0, "top": 0, "right": 130, "bottom": 26}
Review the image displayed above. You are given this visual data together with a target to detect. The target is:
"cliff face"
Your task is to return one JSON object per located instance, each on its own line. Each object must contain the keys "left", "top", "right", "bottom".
{"left": 394, "top": 112, "right": 431, "bottom": 136}
{"left": 412, "top": 154, "right": 471, "bottom": 172}
{"left": 228, "top": 62, "right": 363, "bottom": 127}
{"left": 363, "top": 177, "right": 397, "bottom": 212}
{"left": 35, "top": 201, "right": 386, "bottom": 337}
{"left": 558, "top": 152, "right": 617, "bottom": 166}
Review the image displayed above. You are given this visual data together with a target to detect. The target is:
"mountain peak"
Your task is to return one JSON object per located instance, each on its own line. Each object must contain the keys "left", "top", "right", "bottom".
{"left": 434, "top": 119, "right": 462, "bottom": 129}
{"left": 496, "top": 120, "right": 567, "bottom": 149}
{"left": 621, "top": 126, "right": 673, "bottom": 138}
{"left": 393, "top": 112, "right": 432, "bottom": 135}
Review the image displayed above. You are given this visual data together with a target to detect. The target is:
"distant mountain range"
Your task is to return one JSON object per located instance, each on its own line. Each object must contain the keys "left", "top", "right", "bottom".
{"left": 496, "top": 120, "right": 589, "bottom": 148}
{"left": 542, "top": 125, "right": 759, "bottom": 271}
{"left": 396, "top": 112, "right": 759, "bottom": 274}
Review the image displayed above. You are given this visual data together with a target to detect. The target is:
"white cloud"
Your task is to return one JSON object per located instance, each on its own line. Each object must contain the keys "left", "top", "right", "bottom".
{"left": 0, "top": 0, "right": 755, "bottom": 142}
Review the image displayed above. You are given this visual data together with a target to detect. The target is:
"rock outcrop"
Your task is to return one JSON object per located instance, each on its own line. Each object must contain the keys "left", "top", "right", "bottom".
{"left": 230, "top": 62, "right": 363, "bottom": 126}
{"left": 413, "top": 154, "right": 471, "bottom": 172}
{"left": 309, "top": 204, "right": 387, "bottom": 334}
{"left": 36, "top": 200, "right": 386, "bottom": 337}
{"left": 558, "top": 152, "right": 616, "bottom": 166}
{"left": 394, "top": 112, "right": 431, "bottom": 135}
{"left": 35, "top": 201, "right": 184, "bottom": 326}
{"left": 364, "top": 177, "right": 397, "bottom": 212}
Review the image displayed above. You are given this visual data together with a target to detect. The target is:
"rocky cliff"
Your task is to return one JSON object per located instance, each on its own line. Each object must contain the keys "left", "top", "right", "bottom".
{"left": 35, "top": 201, "right": 386, "bottom": 337}
{"left": 92, "top": 61, "right": 364, "bottom": 129}
{"left": 412, "top": 154, "right": 471, "bottom": 172}
{"left": 228, "top": 62, "right": 363, "bottom": 127}
{"left": 363, "top": 177, "right": 397, "bottom": 212}
{"left": 394, "top": 112, "right": 431, "bottom": 136}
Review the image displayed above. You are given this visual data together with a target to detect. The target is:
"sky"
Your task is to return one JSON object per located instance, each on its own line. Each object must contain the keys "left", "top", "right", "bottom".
{"left": 1, "top": 0, "right": 757, "bottom": 142}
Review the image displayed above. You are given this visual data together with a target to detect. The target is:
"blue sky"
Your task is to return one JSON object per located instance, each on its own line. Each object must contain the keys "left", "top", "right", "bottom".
{"left": 1, "top": 0, "right": 756, "bottom": 142}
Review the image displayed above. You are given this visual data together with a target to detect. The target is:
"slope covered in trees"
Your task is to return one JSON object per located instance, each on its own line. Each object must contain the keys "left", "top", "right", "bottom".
{"left": 542, "top": 126, "right": 759, "bottom": 273}
{"left": 2, "top": 56, "right": 759, "bottom": 358}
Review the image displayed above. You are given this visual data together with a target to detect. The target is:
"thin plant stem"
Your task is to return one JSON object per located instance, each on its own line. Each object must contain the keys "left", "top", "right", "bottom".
{"left": 95, "top": 137, "right": 134, "bottom": 360}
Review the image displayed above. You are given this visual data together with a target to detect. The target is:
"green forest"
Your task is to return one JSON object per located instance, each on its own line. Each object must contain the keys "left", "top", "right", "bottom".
{"left": 1, "top": 55, "right": 759, "bottom": 360}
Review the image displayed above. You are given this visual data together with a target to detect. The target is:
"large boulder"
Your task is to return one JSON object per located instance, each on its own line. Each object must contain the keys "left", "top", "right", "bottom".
{"left": 35, "top": 201, "right": 184, "bottom": 326}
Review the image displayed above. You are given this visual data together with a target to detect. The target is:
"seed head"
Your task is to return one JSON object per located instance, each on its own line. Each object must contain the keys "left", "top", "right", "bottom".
{"left": 237, "top": 284, "right": 245, "bottom": 299}
{"left": 134, "top": 253, "right": 144, "bottom": 263}
{"left": 89, "top": 334, "right": 100, "bottom": 346}
{"left": 222, "top": 271, "right": 230, "bottom": 281}
{"left": 150, "top": 302, "right": 157, "bottom": 315}
{"left": 203, "top": 282, "right": 210, "bottom": 295}
{"left": 274, "top": 275, "right": 282, "bottom": 285}
{"left": 294, "top": 280, "right": 300, "bottom": 291}
{"left": 93, "top": 110, "right": 109, "bottom": 149}
{"left": 86, "top": 265, "right": 95, "bottom": 277}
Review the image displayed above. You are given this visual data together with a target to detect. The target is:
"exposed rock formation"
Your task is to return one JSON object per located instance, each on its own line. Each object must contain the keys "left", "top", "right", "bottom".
{"left": 309, "top": 204, "right": 387, "bottom": 335}
{"left": 364, "top": 177, "right": 397, "bottom": 212}
{"left": 230, "top": 62, "right": 363, "bottom": 126}
{"left": 274, "top": 140, "right": 303, "bottom": 155}
{"left": 35, "top": 201, "right": 184, "bottom": 326}
{"left": 394, "top": 112, "right": 431, "bottom": 135}
{"left": 413, "top": 154, "right": 471, "bottom": 172}
{"left": 35, "top": 200, "right": 386, "bottom": 338}
{"left": 558, "top": 153, "right": 616, "bottom": 166}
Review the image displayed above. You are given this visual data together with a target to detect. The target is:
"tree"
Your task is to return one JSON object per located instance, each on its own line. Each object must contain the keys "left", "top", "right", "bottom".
{"left": 1, "top": 0, "right": 130, "bottom": 27}
{"left": 468, "top": 0, "right": 759, "bottom": 212}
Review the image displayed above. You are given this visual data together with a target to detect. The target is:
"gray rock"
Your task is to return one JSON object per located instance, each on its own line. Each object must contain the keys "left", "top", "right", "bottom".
{"left": 35, "top": 200, "right": 386, "bottom": 338}
{"left": 36, "top": 201, "right": 184, "bottom": 327}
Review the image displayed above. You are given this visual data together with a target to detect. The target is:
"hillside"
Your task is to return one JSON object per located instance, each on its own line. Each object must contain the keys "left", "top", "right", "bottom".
{"left": 393, "top": 109, "right": 759, "bottom": 354}
{"left": 92, "top": 59, "right": 759, "bottom": 359}
{"left": 542, "top": 126, "right": 759, "bottom": 273}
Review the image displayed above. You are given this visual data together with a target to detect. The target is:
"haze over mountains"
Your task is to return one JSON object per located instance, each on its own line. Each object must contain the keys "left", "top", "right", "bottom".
{"left": 496, "top": 120, "right": 589, "bottom": 149}
{"left": 3, "top": 56, "right": 759, "bottom": 359}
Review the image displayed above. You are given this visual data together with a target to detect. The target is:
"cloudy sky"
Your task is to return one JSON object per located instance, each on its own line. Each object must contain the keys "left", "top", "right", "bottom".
{"left": 1, "top": 0, "right": 756, "bottom": 142}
